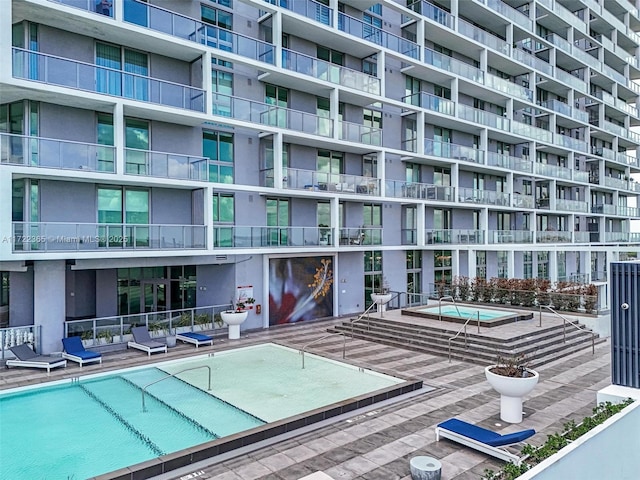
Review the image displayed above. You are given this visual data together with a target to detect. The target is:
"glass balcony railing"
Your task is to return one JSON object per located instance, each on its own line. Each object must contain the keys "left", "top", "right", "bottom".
{"left": 458, "top": 19, "right": 509, "bottom": 54}
{"left": 483, "top": 0, "right": 532, "bottom": 31}
{"left": 402, "top": 92, "right": 455, "bottom": 115}
{"left": 511, "top": 121, "right": 553, "bottom": 143}
{"left": 488, "top": 230, "right": 533, "bottom": 244}
{"left": 591, "top": 204, "right": 617, "bottom": 215}
{"left": 458, "top": 187, "right": 509, "bottom": 206}
{"left": 534, "top": 162, "right": 572, "bottom": 179}
{"left": 425, "top": 229, "right": 484, "bottom": 245}
{"left": 572, "top": 47, "right": 601, "bottom": 70}
{"left": 603, "top": 176, "right": 628, "bottom": 189}
{"left": 485, "top": 74, "right": 533, "bottom": 101}
{"left": 282, "top": 49, "right": 380, "bottom": 95}
{"left": 407, "top": 0, "right": 454, "bottom": 29}
{"left": 603, "top": 231, "right": 634, "bottom": 242}
{"left": 424, "top": 139, "right": 484, "bottom": 163}
{"left": 602, "top": 64, "right": 626, "bottom": 85}
{"left": 554, "top": 68, "right": 587, "bottom": 92}
{"left": 0, "top": 132, "right": 115, "bottom": 172}
{"left": 554, "top": 3, "right": 586, "bottom": 32}
{"left": 339, "top": 121, "right": 382, "bottom": 146}
{"left": 266, "top": 0, "right": 333, "bottom": 26}
{"left": 554, "top": 134, "right": 588, "bottom": 152}
{"left": 574, "top": 170, "right": 589, "bottom": 183}
{"left": 615, "top": 98, "right": 639, "bottom": 118}
{"left": 423, "top": 48, "right": 485, "bottom": 83}
{"left": 212, "top": 93, "right": 333, "bottom": 137}
{"left": 536, "top": 231, "right": 572, "bottom": 243}
{"left": 617, "top": 152, "right": 640, "bottom": 167}
{"left": 457, "top": 104, "right": 510, "bottom": 131}
{"left": 282, "top": 167, "right": 380, "bottom": 195}
{"left": 12, "top": 48, "right": 205, "bottom": 112}
{"left": 124, "top": 0, "right": 275, "bottom": 64}
{"left": 487, "top": 152, "right": 533, "bottom": 172}
{"left": 592, "top": 146, "right": 616, "bottom": 160}
{"left": 338, "top": 13, "right": 419, "bottom": 59}
{"left": 539, "top": 99, "right": 570, "bottom": 116}
{"left": 385, "top": 180, "right": 454, "bottom": 201}
{"left": 545, "top": 33, "right": 571, "bottom": 54}
{"left": 12, "top": 222, "right": 206, "bottom": 252}
{"left": 512, "top": 193, "right": 535, "bottom": 209}
{"left": 556, "top": 198, "right": 589, "bottom": 212}
{"left": 213, "top": 225, "right": 334, "bottom": 248}
{"left": 124, "top": 148, "right": 208, "bottom": 181}
{"left": 573, "top": 231, "right": 591, "bottom": 243}
{"left": 50, "top": 0, "right": 113, "bottom": 16}
{"left": 339, "top": 227, "right": 382, "bottom": 246}
{"left": 603, "top": 120, "right": 626, "bottom": 137}
{"left": 617, "top": 206, "right": 640, "bottom": 218}
{"left": 511, "top": 48, "right": 553, "bottom": 75}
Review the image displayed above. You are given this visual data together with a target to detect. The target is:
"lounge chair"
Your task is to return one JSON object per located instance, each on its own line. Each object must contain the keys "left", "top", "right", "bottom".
{"left": 6, "top": 343, "right": 67, "bottom": 373}
{"left": 176, "top": 332, "right": 213, "bottom": 348}
{"left": 128, "top": 326, "right": 168, "bottom": 356}
{"left": 61, "top": 337, "right": 102, "bottom": 366}
{"left": 435, "top": 418, "right": 535, "bottom": 465}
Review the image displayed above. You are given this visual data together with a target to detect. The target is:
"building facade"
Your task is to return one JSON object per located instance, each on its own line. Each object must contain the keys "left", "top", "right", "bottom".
{"left": 1, "top": 0, "right": 640, "bottom": 352}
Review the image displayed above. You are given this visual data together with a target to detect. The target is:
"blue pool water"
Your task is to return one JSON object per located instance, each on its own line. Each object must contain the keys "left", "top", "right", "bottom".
{"left": 0, "top": 343, "right": 403, "bottom": 479}
{"left": 418, "top": 305, "right": 515, "bottom": 321}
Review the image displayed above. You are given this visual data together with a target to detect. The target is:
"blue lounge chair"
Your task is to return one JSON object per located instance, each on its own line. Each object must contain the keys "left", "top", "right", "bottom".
{"left": 61, "top": 337, "right": 102, "bottom": 366}
{"left": 435, "top": 418, "right": 535, "bottom": 465}
{"left": 176, "top": 332, "right": 213, "bottom": 348}
{"left": 128, "top": 326, "right": 167, "bottom": 356}
{"left": 6, "top": 343, "right": 67, "bottom": 373}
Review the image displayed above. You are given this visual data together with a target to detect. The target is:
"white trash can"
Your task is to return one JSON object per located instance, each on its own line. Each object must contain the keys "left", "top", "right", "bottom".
{"left": 410, "top": 456, "right": 442, "bottom": 480}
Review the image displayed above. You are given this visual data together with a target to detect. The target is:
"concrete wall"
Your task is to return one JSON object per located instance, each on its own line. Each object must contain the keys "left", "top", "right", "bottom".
{"left": 96, "top": 269, "right": 118, "bottom": 317}
{"left": 9, "top": 269, "right": 33, "bottom": 326}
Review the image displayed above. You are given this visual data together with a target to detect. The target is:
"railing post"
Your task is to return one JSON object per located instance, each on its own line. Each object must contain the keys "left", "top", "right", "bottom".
{"left": 477, "top": 311, "right": 480, "bottom": 333}
{"left": 538, "top": 304, "right": 542, "bottom": 327}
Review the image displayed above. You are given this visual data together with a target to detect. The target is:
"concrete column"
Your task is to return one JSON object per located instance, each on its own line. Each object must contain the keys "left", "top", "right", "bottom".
{"left": 467, "top": 249, "right": 477, "bottom": 278}
{"left": 0, "top": 169, "right": 12, "bottom": 259}
{"left": 273, "top": 11, "right": 283, "bottom": 68}
{"left": 203, "top": 52, "right": 213, "bottom": 116}
{"left": 417, "top": 110, "right": 425, "bottom": 155}
{"left": 507, "top": 250, "right": 515, "bottom": 278}
{"left": 273, "top": 132, "right": 284, "bottom": 189}
{"left": 33, "top": 260, "right": 66, "bottom": 354}
{"left": 0, "top": 0, "right": 12, "bottom": 85}
{"left": 378, "top": 150, "right": 386, "bottom": 197}
{"left": 204, "top": 185, "right": 214, "bottom": 251}
{"left": 378, "top": 51, "right": 386, "bottom": 98}
{"left": 330, "top": 197, "right": 339, "bottom": 247}
{"left": 114, "top": 102, "right": 125, "bottom": 175}
{"left": 548, "top": 250, "right": 558, "bottom": 283}
{"left": 330, "top": 88, "right": 340, "bottom": 141}
{"left": 416, "top": 203, "right": 426, "bottom": 246}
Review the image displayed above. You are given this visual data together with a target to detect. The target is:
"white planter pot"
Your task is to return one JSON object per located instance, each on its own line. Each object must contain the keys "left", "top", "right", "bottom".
{"left": 220, "top": 311, "right": 249, "bottom": 340}
{"left": 370, "top": 293, "right": 392, "bottom": 313}
{"left": 485, "top": 365, "right": 539, "bottom": 423}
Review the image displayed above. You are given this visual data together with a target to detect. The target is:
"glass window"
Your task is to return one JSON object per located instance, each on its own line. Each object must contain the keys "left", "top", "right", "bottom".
{"left": 1, "top": 272, "right": 9, "bottom": 307}
{"left": 98, "top": 188, "right": 123, "bottom": 224}
{"left": 213, "top": 193, "right": 234, "bottom": 223}
{"left": 212, "top": 69, "right": 233, "bottom": 116}
{"left": 204, "top": 130, "right": 234, "bottom": 183}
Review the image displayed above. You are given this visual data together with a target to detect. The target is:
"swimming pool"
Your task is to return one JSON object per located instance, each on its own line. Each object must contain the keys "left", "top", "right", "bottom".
{"left": 0, "top": 343, "right": 421, "bottom": 480}
{"left": 404, "top": 304, "right": 533, "bottom": 327}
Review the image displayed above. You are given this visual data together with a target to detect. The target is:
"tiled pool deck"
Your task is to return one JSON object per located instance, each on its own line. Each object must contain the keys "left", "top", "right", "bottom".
{"left": 0, "top": 314, "right": 612, "bottom": 480}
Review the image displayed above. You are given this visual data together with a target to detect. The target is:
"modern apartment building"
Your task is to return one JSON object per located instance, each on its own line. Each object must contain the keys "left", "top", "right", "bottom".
{"left": 1, "top": 0, "right": 640, "bottom": 352}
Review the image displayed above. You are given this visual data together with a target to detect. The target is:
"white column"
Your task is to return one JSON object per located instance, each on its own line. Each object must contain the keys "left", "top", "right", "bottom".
{"left": 204, "top": 185, "right": 214, "bottom": 251}
{"left": 0, "top": 0, "right": 12, "bottom": 85}
{"left": 378, "top": 150, "right": 386, "bottom": 197}
{"left": 377, "top": 51, "right": 386, "bottom": 97}
{"left": 114, "top": 103, "right": 125, "bottom": 175}
{"left": 33, "top": 260, "right": 66, "bottom": 354}
{"left": 417, "top": 111, "right": 425, "bottom": 156}
{"left": 203, "top": 52, "right": 213, "bottom": 116}
{"left": 416, "top": 202, "right": 426, "bottom": 246}
{"left": 330, "top": 197, "right": 339, "bottom": 247}
{"left": 273, "top": 11, "right": 283, "bottom": 68}
{"left": 0, "top": 169, "right": 12, "bottom": 258}
{"left": 330, "top": 88, "right": 340, "bottom": 141}
{"left": 273, "top": 132, "right": 284, "bottom": 189}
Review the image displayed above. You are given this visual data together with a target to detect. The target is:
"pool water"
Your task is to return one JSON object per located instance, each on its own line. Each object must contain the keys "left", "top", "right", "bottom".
{"left": 0, "top": 343, "right": 403, "bottom": 479}
{"left": 417, "top": 305, "right": 515, "bottom": 321}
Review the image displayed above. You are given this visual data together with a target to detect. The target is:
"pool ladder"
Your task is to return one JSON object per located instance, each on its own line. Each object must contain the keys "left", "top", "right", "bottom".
{"left": 141, "top": 365, "right": 212, "bottom": 412}
{"left": 438, "top": 295, "right": 462, "bottom": 320}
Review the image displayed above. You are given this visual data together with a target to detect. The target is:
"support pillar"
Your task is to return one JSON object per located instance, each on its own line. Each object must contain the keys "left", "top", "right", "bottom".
{"left": 33, "top": 260, "right": 66, "bottom": 354}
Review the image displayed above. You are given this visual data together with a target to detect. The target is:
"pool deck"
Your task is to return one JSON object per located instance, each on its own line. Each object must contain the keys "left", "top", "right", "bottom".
{"left": 0, "top": 313, "right": 613, "bottom": 480}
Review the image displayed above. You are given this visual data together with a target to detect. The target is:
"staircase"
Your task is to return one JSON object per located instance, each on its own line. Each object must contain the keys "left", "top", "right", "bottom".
{"left": 327, "top": 316, "right": 606, "bottom": 367}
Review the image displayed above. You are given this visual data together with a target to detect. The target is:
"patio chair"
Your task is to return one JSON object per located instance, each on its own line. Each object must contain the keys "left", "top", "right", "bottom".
{"left": 435, "top": 418, "right": 535, "bottom": 465}
{"left": 6, "top": 343, "right": 67, "bottom": 373}
{"left": 127, "top": 326, "right": 168, "bottom": 356}
{"left": 61, "top": 336, "right": 102, "bottom": 366}
{"left": 176, "top": 331, "right": 213, "bottom": 349}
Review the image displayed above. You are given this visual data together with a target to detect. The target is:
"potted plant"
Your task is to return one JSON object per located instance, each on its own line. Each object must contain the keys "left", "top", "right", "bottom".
{"left": 485, "top": 354, "right": 539, "bottom": 423}
{"left": 220, "top": 299, "right": 249, "bottom": 340}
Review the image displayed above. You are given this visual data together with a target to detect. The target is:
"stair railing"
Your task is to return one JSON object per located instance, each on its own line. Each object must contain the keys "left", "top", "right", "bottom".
{"left": 539, "top": 305, "right": 595, "bottom": 354}
{"left": 141, "top": 365, "right": 212, "bottom": 412}
{"left": 439, "top": 295, "right": 462, "bottom": 320}
{"left": 300, "top": 293, "right": 399, "bottom": 369}
{"left": 447, "top": 310, "right": 481, "bottom": 363}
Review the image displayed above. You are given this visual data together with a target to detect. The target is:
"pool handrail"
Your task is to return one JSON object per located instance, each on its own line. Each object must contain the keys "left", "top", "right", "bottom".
{"left": 447, "top": 310, "right": 481, "bottom": 363}
{"left": 539, "top": 305, "right": 595, "bottom": 354}
{"left": 439, "top": 295, "right": 462, "bottom": 320}
{"left": 141, "top": 365, "right": 212, "bottom": 412}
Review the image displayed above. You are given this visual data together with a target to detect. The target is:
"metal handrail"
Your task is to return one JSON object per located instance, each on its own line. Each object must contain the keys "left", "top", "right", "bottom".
{"left": 300, "top": 293, "right": 397, "bottom": 369}
{"left": 142, "top": 365, "right": 212, "bottom": 412}
{"left": 447, "top": 310, "right": 481, "bottom": 362}
{"left": 439, "top": 295, "right": 462, "bottom": 319}
{"left": 539, "top": 305, "right": 595, "bottom": 354}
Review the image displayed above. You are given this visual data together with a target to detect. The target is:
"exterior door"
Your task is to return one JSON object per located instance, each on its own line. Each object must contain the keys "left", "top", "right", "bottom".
{"left": 141, "top": 280, "right": 169, "bottom": 313}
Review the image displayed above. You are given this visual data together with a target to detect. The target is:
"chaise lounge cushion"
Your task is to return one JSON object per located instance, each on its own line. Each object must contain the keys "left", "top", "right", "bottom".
{"left": 437, "top": 418, "right": 535, "bottom": 447}
{"left": 177, "top": 332, "right": 212, "bottom": 343}
{"left": 62, "top": 337, "right": 102, "bottom": 361}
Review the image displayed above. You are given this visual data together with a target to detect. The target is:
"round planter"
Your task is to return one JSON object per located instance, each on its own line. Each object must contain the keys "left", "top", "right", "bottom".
{"left": 220, "top": 311, "right": 248, "bottom": 340}
{"left": 371, "top": 293, "right": 392, "bottom": 315}
{"left": 485, "top": 365, "right": 539, "bottom": 423}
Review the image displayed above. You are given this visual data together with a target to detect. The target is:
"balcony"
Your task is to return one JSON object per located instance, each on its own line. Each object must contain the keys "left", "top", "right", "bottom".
{"left": 403, "top": 92, "right": 455, "bottom": 115}
{"left": 511, "top": 122, "right": 553, "bottom": 143}
{"left": 591, "top": 204, "right": 617, "bottom": 215}
{"left": 213, "top": 225, "right": 334, "bottom": 247}
{"left": 339, "top": 121, "right": 382, "bottom": 146}
{"left": 487, "top": 152, "right": 533, "bottom": 173}
{"left": 282, "top": 168, "right": 380, "bottom": 195}
{"left": 425, "top": 229, "right": 484, "bottom": 245}
{"left": 423, "top": 48, "right": 485, "bottom": 83}
{"left": 618, "top": 206, "right": 640, "bottom": 217}
{"left": 266, "top": 0, "right": 333, "bottom": 26}
{"left": 338, "top": 13, "right": 419, "bottom": 59}
{"left": 539, "top": 99, "right": 571, "bottom": 116}
{"left": 616, "top": 152, "right": 640, "bottom": 167}
{"left": 536, "top": 231, "right": 572, "bottom": 243}
{"left": 485, "top": 74, "right": 533, "bottom": 102}
{"left": 123, "top": 0, "right": 275, "bottom": 64}
{"left": 407, "top": 0, "right": 454, "bottom": 29}
{"left": 488, "top": 230, "right": 534, "bottom": 244}
{"left": 124, "top": 148, "right": 208, "bottom": 181}
{"left": 0, "top": 133, "right": 115, "bottom": 173}
{"left": 483, "top": 0, "right": 532, "bottom": 31}
{"left": 424, "top": 139, "right": 484, "bottom": 164}
{"left": 603, "top": 176, "right": 627, "bottom": 189}
{"left": 553, "top": 134, "right": 588, "bottom": 152}
{"left": 554, "top": 69, "right": 587, "bottom": 93}
{"left": 458, "top": 187, "right": 510, "bottom": 206}
{"left": 534, "top": 162, "right": 572, "bottom": 180}
{"left": 50, "top": 0, "right": 113, "bottom": 16}
{"left": 513, "top": 193, "right": 535, "bottom": 209}
{"left": 12, "top": 222, "right": 206, "bottom": 252}
{"left": 545, "top": 33, "right": 571, "bottom": 54}
{"left": 339, "top": 227, "right": 382, "bottom": 246}
{"left": 512, "top": 48, "right": 553, "bottom": 75}
{"left": 385, "top": 180, "right": 454, "bottom": 201}
{"left": 556, "top": 198, "right": 589, "bottom": 213}
{"left": 12, "top": 48, "right": 205, "bottom": 112}
{"left": 282, "top": 49, "right": 380, "bottom": 95}
{"left": 457, "top": 104, "right": 510, "bottom": 131}
{"left": 457, "top": 18, "right": 509, "bottom": 55}
{"left": 212, "top": 93, "right": 334, "bottom": 138}
{"left": 603, "top": 232, "right": 634, "bottom": 242}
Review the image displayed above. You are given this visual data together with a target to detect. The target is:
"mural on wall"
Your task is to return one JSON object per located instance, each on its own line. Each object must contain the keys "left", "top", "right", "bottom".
{"left": 269, "top": 257, "right": 334, "bottom": 325}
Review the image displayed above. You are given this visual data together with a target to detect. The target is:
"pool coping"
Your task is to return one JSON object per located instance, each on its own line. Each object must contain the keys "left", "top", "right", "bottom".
{"left": 401, "top": 305, "right": 534, "bottom": 327}
{"left": 89, "top": 377, "right": 423, "bottom": 480}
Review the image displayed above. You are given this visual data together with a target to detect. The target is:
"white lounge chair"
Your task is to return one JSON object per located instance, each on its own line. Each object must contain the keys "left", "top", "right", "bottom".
{"left": 176, "top": 332, "right": 213, "bottom": 348}
{"left": 127, "top": 326, "right": 167, "bottom": 356}
{"left": 435, "top": 418, "right": 535, "bottom": 465}
{"left": 6, "top": 344, "right": 67, "bottom": 373}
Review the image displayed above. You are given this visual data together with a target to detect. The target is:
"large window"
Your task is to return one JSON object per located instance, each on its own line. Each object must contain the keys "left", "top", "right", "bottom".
{"left": 212, "top": 69, "right": 233, "bottom": 116}
{"left": 213, "top": 193, "right": 234, "bottom": 247}
{"left": 364, "top": 203, "right": 382, "bottom": 245}
{"left": 537, "top": 251, "right": 549, "bottom": 279}
{"left": 364, "top": 250, "right": 383, "bottom": 307}
{"left": 97, "top": 187, "right": 149, "bottom": 247}
{"left": 266, "top": 198, "right": 289, "bottom": 245}
{"left": 265, "top": 84, "right": 288, "bottom": 127}
{"left": 203, "top": 130, "right": 234, "bottom": 183}
{"left": 96, "top": 113, "right": 115, "bottom": 171}
{"left": 498, "top": 251, "right": 508, "bottom": 278}
{"left": 96, "top": 43, "right": 148, "bottom": 100}
{"left": 407, "top": 251, "right": 422, "bottom": 303}
{"left": 124, "top": 118, "right": 149, "bottom": 174}
{"left": 317, "top": 150, "right": 343, "bottom": 185}
{"left": 476, "top": 251, "right": 486, "bottom": 278}
{"left": 434, "top": 250, "right": 452, "bottom": 285}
